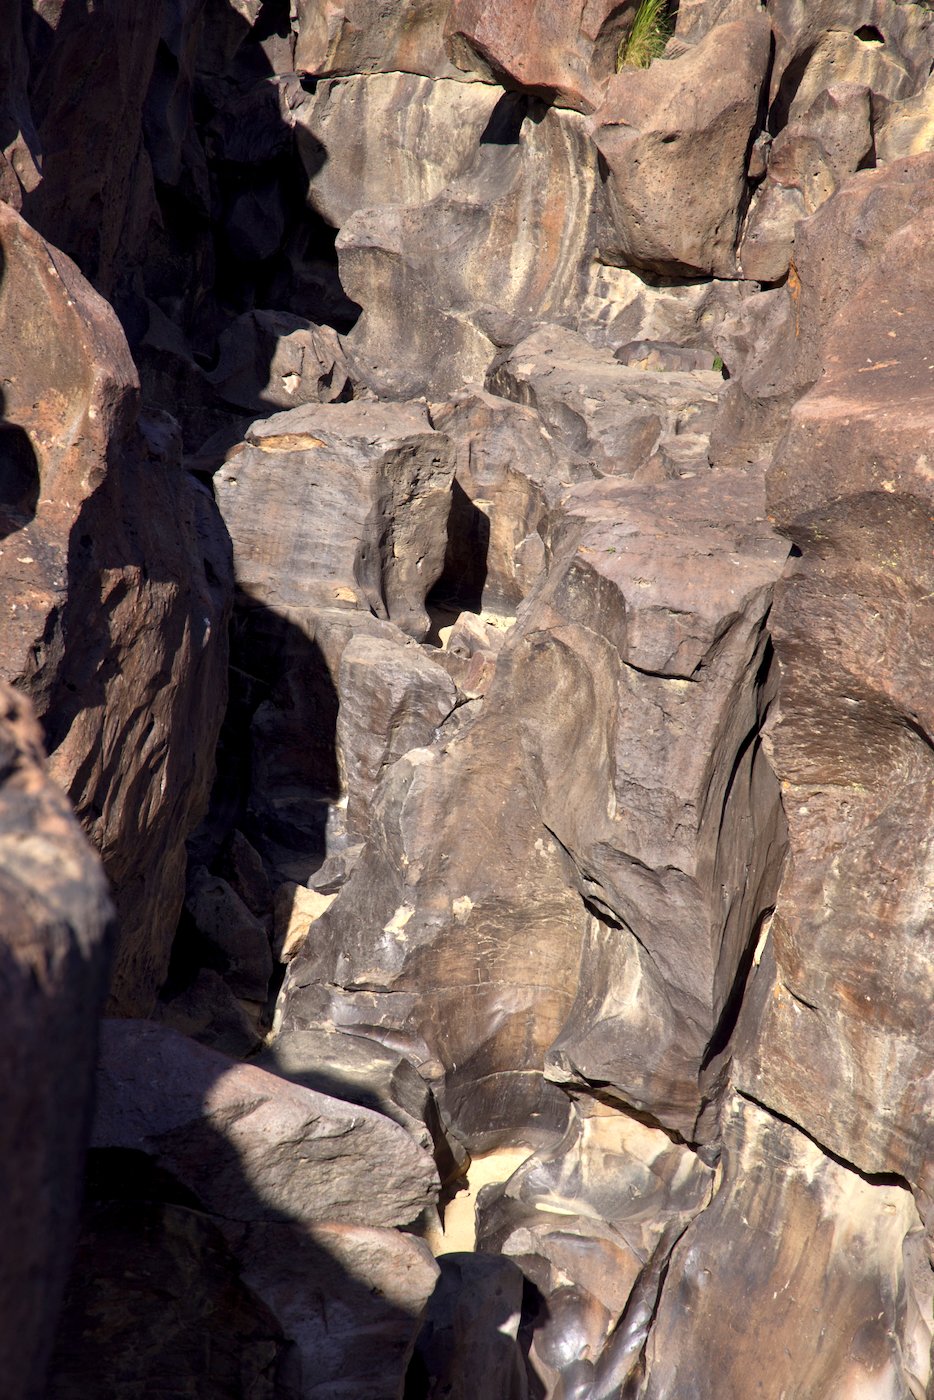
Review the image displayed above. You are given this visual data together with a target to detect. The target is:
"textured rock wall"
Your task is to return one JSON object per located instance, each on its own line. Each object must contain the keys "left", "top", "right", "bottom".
{"left": 1, "top": 0, "right": 933, "bottom": 1396}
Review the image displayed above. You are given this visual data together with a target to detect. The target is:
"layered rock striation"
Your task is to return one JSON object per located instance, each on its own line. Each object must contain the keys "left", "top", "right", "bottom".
{"left": 1, "top": 0, "right": 933, "bottom": 1397}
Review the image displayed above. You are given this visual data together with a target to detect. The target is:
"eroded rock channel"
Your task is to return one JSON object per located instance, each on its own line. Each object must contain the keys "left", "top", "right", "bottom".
{"left": 1, "top": 1, "right": 932, "bottom": 1396}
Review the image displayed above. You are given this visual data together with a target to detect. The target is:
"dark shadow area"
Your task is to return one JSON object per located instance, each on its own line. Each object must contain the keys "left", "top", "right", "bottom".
{"left": 768, "top": 42, "right": 816, "bottom": 134}
{"left": 0, "top": 388, "right": 40, "bottom": 540}
{"left": 47, "top": 1049, "right": 434, "bottom": 1399}
{"left": 480, "top": 91, "right": 533, "bottom": 145}
{"left": 190, "top": 585, "right": 341, "bottom": 888}
{"left": 425, "top": 480, "right": 491, "bottom": 617}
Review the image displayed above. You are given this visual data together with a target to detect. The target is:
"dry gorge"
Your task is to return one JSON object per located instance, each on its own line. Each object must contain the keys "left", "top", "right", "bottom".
{"left": 1, "top": 0, "right": 933, "bottom": 1396}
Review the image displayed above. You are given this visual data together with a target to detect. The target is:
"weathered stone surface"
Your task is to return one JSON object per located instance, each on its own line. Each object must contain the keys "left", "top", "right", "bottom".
{"left": 183, "top": 865, "right": 273, "bottom": 1003}
{"left": 206, "top": 309, "right": 351, "bottom": 413}
{"left": 273, "top": 882, "right": 338, "bottom": 961}
{"left": 0, "top": 683, "right": 112, "bottom": 1400}
{"left": 410, "top": 1252, "right": 529, "bottom": 1400}
{"left": 712, "top": 153, "right": 934, "bottom": 470}
{"left": 295, "top": 72, "right": 500, "bottom": 228}
{"left": 295, "top": 0, "right": 464, "bottom": 81}
{"left": 336, "top": 633, "right": 457, "bottom": 841}
{"left": 739, "top": 83, "right": 874, "bottom": 283}
{"left": 488, "top": 325, "right": 722, "bottom": 479}
{"left": 576, "top": 262, "right": 752, "bottom": 361}
{"left": 593, "top": 17, "right": 771, "bottom": 277}
{"left": 506, "top": 470, "right": 789, "bottom": 1141}
{"left": 476, "top": 1101, "right": 713, "bottom": 1397}
{"left": 94, "top": 1019, "right": 438, "bottom": 1227}
{"left": 279, "top": 713, "right": 588, "bottom": 1151}
{"left": 876, "top": 68, "right": 934, "bottom": 162}
{"left": 217, "top": 400, "right": 454, "bottom": 639}
{"left": 279, "top": 464, "right": 788, "bottom": 1149}
{"left": 229, "top": 604, "right": 414, "bottom": 884}
{"left": 221, "top": 1219, "right": 439, "bottom": 1400}
{"left": 431, "top": 390, "right": 585, "bottom": 613}
{"left": 446, "top": 0, "right": 633, "bottom": 114}
{"left": 638, "top": 1097, "right": 932, "bottom": 1400}
{"left": 214, "top": 403, "right": 455, "bottom": 880}
{"left": 256, "top": 1025, "right": 464, "bottom": 1185}
{"left": 733, "top": 174, "right": 934, "bottom": 1183}
{"left": 338, "top": 97, "right": 601, "bottom": 399}
{"left": 766, "top": 0, "right": 933, "bottom": 131}
{"left": 0, "top": 201, "right": 231, "bottom": 1016}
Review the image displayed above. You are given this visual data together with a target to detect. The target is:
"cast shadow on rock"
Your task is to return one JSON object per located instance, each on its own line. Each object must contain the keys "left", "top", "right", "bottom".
{"left": 46, "top": 1075, "right": 424, "bottom": 1398}
{"left": 0, "top": 391, "right": 40, "bottom": 542}
{"left": 193, "top": 584, "right": 341, "bottom": 887}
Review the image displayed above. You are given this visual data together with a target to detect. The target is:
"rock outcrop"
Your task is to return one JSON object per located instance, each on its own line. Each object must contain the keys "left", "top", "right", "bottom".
{"left": 0, "top": 683, "right": 112, "bottom": 1400}
{"left": 0, "top": 201, "right": 231, "bottom": 1017}
{"left": 2, "top": 0, "right": 933, "bottom": 1396}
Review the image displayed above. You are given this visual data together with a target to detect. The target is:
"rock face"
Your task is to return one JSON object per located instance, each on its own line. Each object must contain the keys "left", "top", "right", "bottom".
{"left": 445, "top": 0, "right": 633, "bottom": 113}
{"left": 733, "top": 158, "right": 934, "bottom": 1184}
{"left": 640, "top": 1096, "right": 931, "bottom": 1400}
{"left": 0, "top": 201, "right": 231, "bottom": 1017}
{"left": 58, "top": 1019, "right": 440, "bottom": 1398}
{"left": 594, "top": 17, "right": 772, "bottom": 277}
{"left": 337, "top": 95, "right": 602, "bottom": 398}
{"left": 0, "top": 683, "right": 112, "bottom": 1400}
{"left": 4, "top": 0, "right": 934, "bottom": 1396}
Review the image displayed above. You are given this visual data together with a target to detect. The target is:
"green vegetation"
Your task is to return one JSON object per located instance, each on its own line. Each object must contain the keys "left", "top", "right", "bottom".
{"left": 616, "top": 0, "right": 672, "bottom": 70}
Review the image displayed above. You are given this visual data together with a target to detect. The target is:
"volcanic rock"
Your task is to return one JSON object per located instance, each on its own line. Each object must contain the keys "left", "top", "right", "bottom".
{"left": 593, "top": 16, "right": 772, "bottom": 277}
{"left": 0, "top": 683, "right": 112, "bottom": 1400}
{"left": 0, "top": 201, "right": 231, "bottom": 1017}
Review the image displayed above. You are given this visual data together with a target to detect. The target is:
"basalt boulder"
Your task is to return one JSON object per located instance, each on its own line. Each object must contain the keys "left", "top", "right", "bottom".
{"left": 0, "top": 202, "right": 231, "bottom": 1017}
{"left": 338, "top": 96, "right": 602, "bottom": 399}
{"left": 445, "top": 0, "right": 636, "bottom": 114}
{"left": 733, "top": 166, "right": 934, "bottom": 1184}
{"left": 0, "top": 683, "right": 112, "bottom": 1400}
{"left": 593, "top": 16, "right": 772, "bottom": 277}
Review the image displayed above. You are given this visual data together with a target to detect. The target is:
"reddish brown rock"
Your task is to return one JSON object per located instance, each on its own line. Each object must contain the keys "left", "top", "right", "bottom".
{"left": 0, "top": 682, "right": 112, "bottom": 1400}
{"left": 337, "top": 97, "right": 602, "bottom": 399}
{"left": 733, "top": 168, "right": 934, "bottom": 1183}
{"left": 445, "top": 0, "right": 633, "bottom": 113}
{"left": 295, "top": 0, "right": 463, "bottom": 80}
{"left": 593, "top": 16, "right": 771, "bottom": 277}
{"left": 93, "top": 1019, "right": 439, "bottom": 1228}
{"left": 638, "top": 1097, "right": 931, "bottom": 1400}
{"left": 0, "top": 202, "right": 231, "bottom": 1016}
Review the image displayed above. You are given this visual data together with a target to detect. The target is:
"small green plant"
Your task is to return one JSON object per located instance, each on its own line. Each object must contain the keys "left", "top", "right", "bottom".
{"left": 712, "top": 355, "right": 724, "bottom": 372}
{"left": 616, "top": 0, "right": 672, "bottom": 70}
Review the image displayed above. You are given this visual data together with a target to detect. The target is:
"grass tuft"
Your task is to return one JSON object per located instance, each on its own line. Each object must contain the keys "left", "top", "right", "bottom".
{"left": 616, "top": 0, "right": 672, "bottom": 70}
